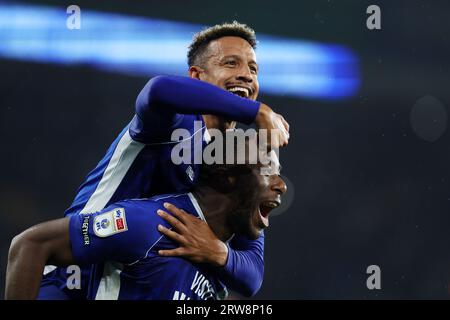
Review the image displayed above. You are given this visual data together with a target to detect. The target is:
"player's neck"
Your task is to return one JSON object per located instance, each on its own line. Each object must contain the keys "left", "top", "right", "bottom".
{"left": 191, "top": 187, "right": 234, "bottom": 242}
{"left": 202, "top": 115, "right": 236, "bottom": 131}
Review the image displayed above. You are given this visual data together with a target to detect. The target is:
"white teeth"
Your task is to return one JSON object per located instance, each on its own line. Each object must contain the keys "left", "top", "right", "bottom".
{"left": 262, "top": 201, "right": 278, "bottom": 208}
{"left": 227, "top": 87, "right": 249, "bottom": 97}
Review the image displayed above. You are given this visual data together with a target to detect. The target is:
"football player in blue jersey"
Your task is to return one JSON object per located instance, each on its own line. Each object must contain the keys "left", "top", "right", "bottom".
{"left": 6, "top": 150, "right": 287, "bottom": 300}
{"left": 33, "top": 21, "right": 289, "bottom": 299}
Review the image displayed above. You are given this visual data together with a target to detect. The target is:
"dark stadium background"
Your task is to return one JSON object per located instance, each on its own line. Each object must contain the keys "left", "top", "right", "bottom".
{"left": 1, "top": 0, "right": 450, "bottom": 299}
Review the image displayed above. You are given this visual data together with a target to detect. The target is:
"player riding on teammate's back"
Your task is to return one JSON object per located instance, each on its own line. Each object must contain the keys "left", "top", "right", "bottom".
{"left": 37, "top": 21, "right": 289, "bottom": 299}
{"left": 6, "top": 145, "right": 287, "bottom": 300}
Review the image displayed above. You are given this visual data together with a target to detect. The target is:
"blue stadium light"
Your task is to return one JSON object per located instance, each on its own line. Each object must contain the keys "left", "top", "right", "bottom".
{"left": 0, "top": 3, "right": 360, "bottom": 99}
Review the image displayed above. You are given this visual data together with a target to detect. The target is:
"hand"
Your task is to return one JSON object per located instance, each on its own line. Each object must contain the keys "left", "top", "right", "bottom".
{"left": 156, "top": 202, "right": 229, "bottom": 267}
{"left": 255, "top": 103, "right": 290, "bottom": 149}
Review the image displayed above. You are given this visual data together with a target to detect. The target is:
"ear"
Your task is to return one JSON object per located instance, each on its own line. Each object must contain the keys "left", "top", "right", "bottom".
{"left": 189, "top": 66, "right": 204, "bottom": 80}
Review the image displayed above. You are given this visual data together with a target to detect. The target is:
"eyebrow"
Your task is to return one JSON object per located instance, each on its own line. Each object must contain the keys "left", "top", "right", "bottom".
{"left": 222, "top": 55, "right": 258, "bottom": 66}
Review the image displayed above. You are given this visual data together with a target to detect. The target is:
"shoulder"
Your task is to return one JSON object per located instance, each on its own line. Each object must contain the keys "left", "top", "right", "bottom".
{"left": 171, "top": 114, "right": 203, "bottom": 131}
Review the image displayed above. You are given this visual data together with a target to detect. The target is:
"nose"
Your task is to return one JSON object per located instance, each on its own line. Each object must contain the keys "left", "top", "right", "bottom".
{"left": 236, "top": 65, "right": 253, "bottom": 83}
{"left": 271, "top": 175, "right": 287, "bottom": 195}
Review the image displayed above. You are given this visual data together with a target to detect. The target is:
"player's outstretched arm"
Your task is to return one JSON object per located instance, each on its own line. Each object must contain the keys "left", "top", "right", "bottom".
{"left": 157, "top": 203, "right": 264, "bottom": 297}
{"left": 132, "top": 75, "right": 259, "bottom": 143}
{"left": 132, "top": 75, "right": 289, "bottom": 148}
{"left": 136, "top": 75, "right": 260, "bottom": 125}
{"left": 5, "top": 218, "right": 74, "bottom": 300}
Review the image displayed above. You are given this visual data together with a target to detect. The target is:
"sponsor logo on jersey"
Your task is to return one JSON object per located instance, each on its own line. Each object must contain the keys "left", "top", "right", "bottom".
{"left": 93, "top": 208, "right": 128, "bottom": 237}
{"left": 190, "top": 271, "right": 216, "bottom": 300}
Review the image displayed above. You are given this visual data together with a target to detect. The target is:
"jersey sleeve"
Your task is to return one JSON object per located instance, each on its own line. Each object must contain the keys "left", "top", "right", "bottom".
{"left": 215, "top": 232, "right": 265, "bottom": 297}
{"left": 68, "top": 199, "right": 163, "bottom": 265}
{"left": 129, "top": 75, "right": 261, "bottom": 143}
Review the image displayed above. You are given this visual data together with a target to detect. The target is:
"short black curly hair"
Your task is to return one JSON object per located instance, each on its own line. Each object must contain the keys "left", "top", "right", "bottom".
{"left": 187, "top": 21, "right": 257, "bottom": 68}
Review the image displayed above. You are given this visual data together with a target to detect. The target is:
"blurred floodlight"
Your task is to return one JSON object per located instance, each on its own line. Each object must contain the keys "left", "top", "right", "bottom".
{"left": 0, "top": 4, "right": 360, "bottom": 99}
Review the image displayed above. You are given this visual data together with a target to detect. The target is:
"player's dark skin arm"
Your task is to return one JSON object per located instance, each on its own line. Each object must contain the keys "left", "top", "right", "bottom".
{"left": 5, "top": 218, "right": 73, "bottom": 300}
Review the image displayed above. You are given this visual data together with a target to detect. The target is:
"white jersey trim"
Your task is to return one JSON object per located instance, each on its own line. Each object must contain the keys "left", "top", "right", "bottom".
{"left": 79, "top": 129, "right": 143, "bottom": 300}
{"left": 81, "top": 130, "right": 145, "bottom": 214}
{"left": 94, "top": 262, "right": 124, "bottom": 300}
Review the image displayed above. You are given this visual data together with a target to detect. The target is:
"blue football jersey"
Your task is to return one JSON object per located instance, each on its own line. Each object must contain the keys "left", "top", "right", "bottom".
{"left": 65, "top": 114, "right": 208, "bottom": 217}
{"left": 69, "top": 192, "right": 227, "bottom": 300}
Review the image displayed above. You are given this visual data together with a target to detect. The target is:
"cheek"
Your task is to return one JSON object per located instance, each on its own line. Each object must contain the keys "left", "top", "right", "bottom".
{"left": 260, "top": 176, "right": 270, "bottom": 191}
{"left": 253, "top": 175, "right": 268, "bottom": 194}
{"left": 210, "top": 70, "right": 231, "bottom": 86}
{"left": 253, "top": 80, "right": 260, "bottom": 97}
{"left": 201, "top": 67, "right": 220, "bottom": 83}
{"left": 221, "top": 69, "right": 238, "bottom": 80}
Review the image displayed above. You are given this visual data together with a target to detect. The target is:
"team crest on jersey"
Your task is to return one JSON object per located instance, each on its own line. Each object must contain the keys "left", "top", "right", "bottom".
{"left": 93, "top": 208, "right": 128, "bottom": 237}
